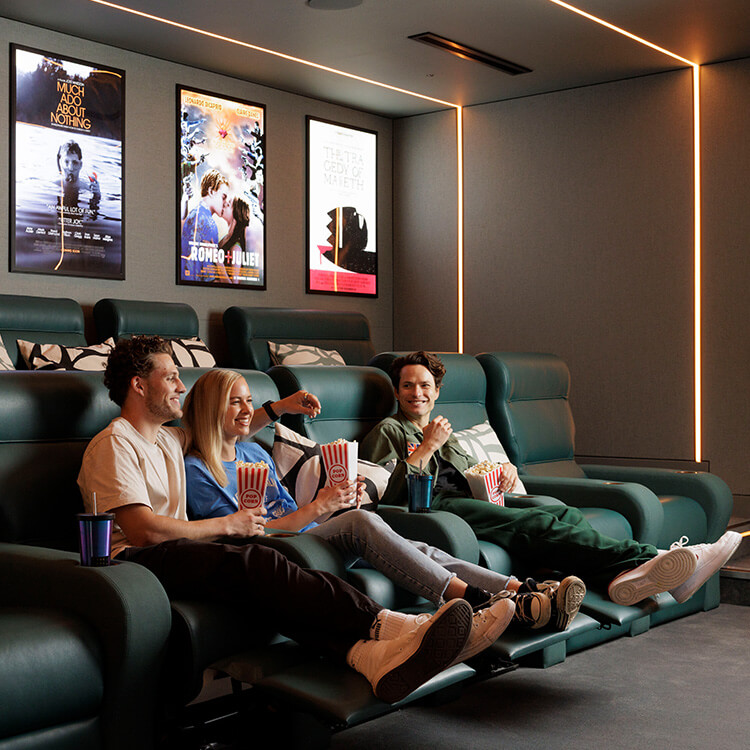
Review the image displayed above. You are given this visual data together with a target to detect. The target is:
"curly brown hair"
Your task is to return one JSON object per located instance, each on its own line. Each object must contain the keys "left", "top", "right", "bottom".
{"left": 390, "top": 351, "right": 446, "bottom": 390}
{"left": 104, "top": 335, "right": 173, "bottom": 406}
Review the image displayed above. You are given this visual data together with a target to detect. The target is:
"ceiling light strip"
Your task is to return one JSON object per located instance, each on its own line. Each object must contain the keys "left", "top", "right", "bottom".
{"left": 88, "top": 0, "right": 457, "bottom": 107}
{"left": 545, "top": 0, "right": 695, "bottom": 67}
{"left": 548, "top": 0, "right": 702, "bottom": 464}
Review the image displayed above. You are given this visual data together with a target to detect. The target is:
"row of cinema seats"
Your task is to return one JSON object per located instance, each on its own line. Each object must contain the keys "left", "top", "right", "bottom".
{"left": 0, "top": 293, "right": 375, "bottom": 371}
{"left": 0, "top": 365, "right": 487, "bottom": 749}
{"left": 0, "top": 294, "right": 734, "bottom": 748}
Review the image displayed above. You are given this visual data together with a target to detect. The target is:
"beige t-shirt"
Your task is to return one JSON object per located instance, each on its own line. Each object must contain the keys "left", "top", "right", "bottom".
{"left": 78, "top": 417, "right": 187, "bottom": 557}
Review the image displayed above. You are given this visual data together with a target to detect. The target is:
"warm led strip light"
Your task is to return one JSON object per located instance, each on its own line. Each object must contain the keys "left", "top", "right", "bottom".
{"left": 548, "top": 0, "right": 703, "bottom": 464}
{"left": 692, "top": 66, "right": 702, "bottom": 463}
{"left": 88, "top": 1, "right": 456, "bottom": 108}
{"left": 456, "top": 107, "right": 465, "bottom": 352}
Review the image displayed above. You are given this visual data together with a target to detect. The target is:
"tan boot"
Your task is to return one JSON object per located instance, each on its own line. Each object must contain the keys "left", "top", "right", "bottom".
{"left": 449, "top": 597, "right": 514, "bottom": 666}
{"left": 536, "top": 576, "right": 586, "bottom": 630}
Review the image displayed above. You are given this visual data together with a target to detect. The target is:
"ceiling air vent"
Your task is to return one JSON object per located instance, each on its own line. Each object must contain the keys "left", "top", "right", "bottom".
{"left": 409, "top": 32, "right": 532, "bottom": 76}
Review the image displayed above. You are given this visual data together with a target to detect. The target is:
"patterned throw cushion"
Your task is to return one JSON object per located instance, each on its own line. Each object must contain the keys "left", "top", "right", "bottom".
{"left": 271, "top": 423, "right": 390, "bottom": 519}
{"left": 453, "top": 421, "right": 526, "bottom": 494}
{"left": 169, "top": 337, "right": 216, "bottom": 368}
{"left": 268, "top": 342, "right": 346, "bottom": 367}
{"left": 17, "top": 337, "right": 116, "bottom": 371}
{"left": 0, "top": 334, "right": 14, "bottom": 371}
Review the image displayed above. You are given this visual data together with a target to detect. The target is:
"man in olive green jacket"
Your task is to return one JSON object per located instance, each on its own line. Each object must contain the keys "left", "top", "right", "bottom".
{"left": 361, "top": 351, "right": 740, "bottom": 606}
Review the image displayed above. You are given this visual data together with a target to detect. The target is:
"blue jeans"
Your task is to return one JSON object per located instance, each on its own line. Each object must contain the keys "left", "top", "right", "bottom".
{"left": 305, "top": 509, "right": 511, "bottom": 604}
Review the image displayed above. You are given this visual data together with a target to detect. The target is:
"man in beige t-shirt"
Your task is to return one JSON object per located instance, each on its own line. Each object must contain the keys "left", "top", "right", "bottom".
{"left": 79, "top": 416, "right": 187, "bottom": 558}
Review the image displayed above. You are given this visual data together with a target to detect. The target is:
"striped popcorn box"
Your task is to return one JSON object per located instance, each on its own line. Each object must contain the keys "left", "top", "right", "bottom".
{"left": 464, "top": 461, "right": 505, "bottom": 506}
{"left": 236, "top": 461, "right": 269, "bottom": 510}
{"left": 321, "top": 438, "right": 358, "bottom": 491}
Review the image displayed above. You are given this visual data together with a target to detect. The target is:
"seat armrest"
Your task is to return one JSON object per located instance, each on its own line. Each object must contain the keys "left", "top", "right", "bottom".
{"left": 0, "top": 544, "right": 171, "bottom": 750}
{"left": 518, "top": 477, "right": 664, "bottom": 546}
{"left": 376, "top": 506, "right": 481, "bottom": 565}
{"left": 580, "top": 465, "right": 733, "bottom": 542}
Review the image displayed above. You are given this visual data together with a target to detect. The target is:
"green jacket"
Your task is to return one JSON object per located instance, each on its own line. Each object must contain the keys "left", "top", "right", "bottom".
{"left": 360, "top": 412, "right": 476, "bottom": 506}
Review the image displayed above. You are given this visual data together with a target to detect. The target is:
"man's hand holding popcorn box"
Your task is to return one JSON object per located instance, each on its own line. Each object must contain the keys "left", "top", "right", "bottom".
{"left": 464, "top": 461, "right": 505, "bottom": 506}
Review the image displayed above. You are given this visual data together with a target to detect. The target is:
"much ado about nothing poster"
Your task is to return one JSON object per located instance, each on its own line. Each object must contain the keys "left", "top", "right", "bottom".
{"left": 178, "top": 87, "right": 266, "bottom": 288}
{"left": 11, "top": 45, "right": 125, "bottom": 279}
{"left": 307, "top": 117, "right": 377, "bottom": 297}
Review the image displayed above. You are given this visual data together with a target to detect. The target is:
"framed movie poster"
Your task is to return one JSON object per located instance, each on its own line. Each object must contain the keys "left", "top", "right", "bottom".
{"left": 10, "top": 45, "right": 125, "bottom": 279}
{"left": 306, "top": 117, "right": 377, "bottom": 297}
{"left": 177, "top": 86, "right": 266, "bottom": 288}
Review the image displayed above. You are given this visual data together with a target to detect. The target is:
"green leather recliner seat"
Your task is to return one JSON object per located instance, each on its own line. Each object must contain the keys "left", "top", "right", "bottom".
{"left": 477, "top": 351, "right": 734, "bottom": 619}
{"left": 0, "top": 293, "right": 88, "bottom": 369}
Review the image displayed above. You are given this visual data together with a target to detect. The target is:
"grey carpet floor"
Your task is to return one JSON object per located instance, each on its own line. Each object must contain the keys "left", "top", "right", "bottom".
{"left": 330, "top": 604, "right": 750, "bottom": 750}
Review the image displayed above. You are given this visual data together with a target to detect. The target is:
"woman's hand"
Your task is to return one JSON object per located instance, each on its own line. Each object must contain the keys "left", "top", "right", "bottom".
{"left": 313, "top": 481, "right": 364, "bottom": 514}
{"left": 278, "top": 390, "right": 321, "bottom": 419}
{"left": 499, "top": 462, "right": 519, "bottom": 492}
{"left": 248, "top": 390, "right": 322, "bottom": 436}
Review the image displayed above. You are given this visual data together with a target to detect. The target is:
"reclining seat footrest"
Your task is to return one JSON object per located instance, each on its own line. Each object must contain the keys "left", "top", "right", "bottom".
{"left": 254, "top": 659, "right": 476, "bottom": 728}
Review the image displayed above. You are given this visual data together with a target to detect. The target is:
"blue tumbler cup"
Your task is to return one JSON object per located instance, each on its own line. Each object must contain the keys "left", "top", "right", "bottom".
{"left": 77, "top": 513, "right": 114, "bottom": 566}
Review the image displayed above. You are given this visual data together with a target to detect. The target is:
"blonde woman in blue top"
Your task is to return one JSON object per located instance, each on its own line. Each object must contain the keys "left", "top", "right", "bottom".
{"left": 181, "top": 368, "right": 584, "bottom": 633}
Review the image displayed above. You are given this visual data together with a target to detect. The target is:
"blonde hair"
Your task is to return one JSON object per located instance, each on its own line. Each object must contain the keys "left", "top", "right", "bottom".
{"left": 183, "top": 368, "right": 245, "bottom": 487}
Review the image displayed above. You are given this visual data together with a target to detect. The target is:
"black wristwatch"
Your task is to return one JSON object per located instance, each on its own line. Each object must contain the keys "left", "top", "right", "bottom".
{"left": 262, "top": 400, "right": 280, "bottom": 422}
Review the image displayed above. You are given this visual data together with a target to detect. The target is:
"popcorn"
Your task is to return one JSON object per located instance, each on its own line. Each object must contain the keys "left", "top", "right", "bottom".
{"left": 464, "top": 461, "right": 504, "bottom": 505}
{"left": 465, "top": 461, "right": 500, "bottom": 476}
{"left": 321, "top": 439, "right": 358, "bottom": 496}
{"left": 236, "top": 461, "right": 269, "bottom": 510}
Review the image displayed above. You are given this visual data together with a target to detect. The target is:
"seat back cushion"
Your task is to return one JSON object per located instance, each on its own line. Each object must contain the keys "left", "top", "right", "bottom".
{"left": 477, "top": 352, "right": 585, "bottom": 478}
{"left": 0, "top": 372, "right": 119, "bottom": 549}
{"left": 94, "top": 298, "right": 200, "bottom": 341}
{"left": 223, "top": 306, "right": 375, "bottom": 370}
{"left": 0, "top": 294, "right": 86, "bottom": 369}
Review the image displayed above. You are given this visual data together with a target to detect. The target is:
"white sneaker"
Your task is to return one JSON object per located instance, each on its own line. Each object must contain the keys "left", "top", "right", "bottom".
{"left": 347, "top": 599, "right": 472, "bottom": 704}
{"left": 449, "top": 597, "right": 515, "bottom": 666}
{"left": 668, "top": 531, "right": 742, "bottom": 603}
{"left": 608, "top": 546, "right": 697, "bottom": 606}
